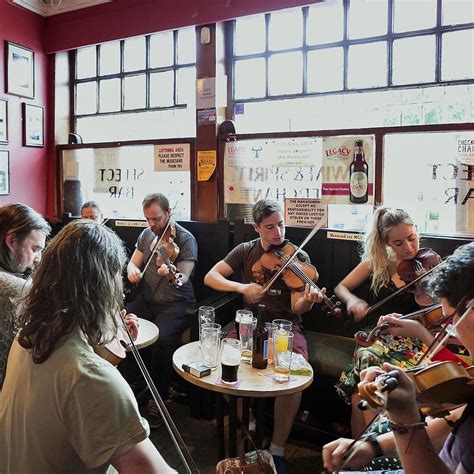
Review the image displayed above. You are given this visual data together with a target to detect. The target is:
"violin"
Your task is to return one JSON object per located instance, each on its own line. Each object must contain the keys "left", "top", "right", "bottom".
{"left": 354, "top": 303, "right": 447, "bottom": 347}
{"left": 257, "top": 241, "right": 342, "bottom": 316}
{"left": 154, "top": 220, "right": 184, "bottom": 288}
{"left": 397, "top": 247, "right": 442, "bottom": 306}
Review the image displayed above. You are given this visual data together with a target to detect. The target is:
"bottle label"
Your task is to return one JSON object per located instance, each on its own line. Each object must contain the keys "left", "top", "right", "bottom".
{"left": 263, "top": 339, "right": 268, "bottom": 360}
{"left": 350, "top": 172, "right": 368, "bottom": 198}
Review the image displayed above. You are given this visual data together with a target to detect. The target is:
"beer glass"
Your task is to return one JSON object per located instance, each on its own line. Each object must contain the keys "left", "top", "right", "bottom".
{"left": 235, "top": 309, "right": 253, "bottom": 340}
{"left": 199, "top": 306, "right": 215, "bottom": 345}
{"left": 239, "top": 314, "right": 257, "bottom": 364}
{"left": 265, "top": 322, "right": 278, "bottom": 365}
{"left": 273, "top": 330, "right": 294, "bottom": 382}
{"left": 201, "top": 326, "right": 221, "bottom": 370}
{"left": 220, "top": 338, "right": 241, "bottom": 385}
{"left": 272, "top": 319, "right": 292, "bottom": 333}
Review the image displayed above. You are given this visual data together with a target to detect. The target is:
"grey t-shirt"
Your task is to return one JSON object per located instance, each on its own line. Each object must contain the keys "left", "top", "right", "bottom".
{"left": 224, "top": 239, "right": 310, "bottom": 325}
{"left": 137, "top": 224, "right": 198, "bottom": 305}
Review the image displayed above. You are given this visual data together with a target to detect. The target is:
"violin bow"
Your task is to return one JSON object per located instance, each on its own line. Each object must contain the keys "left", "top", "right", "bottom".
{"left": 140, "top": 217, "right": 173, "bottom": 276}
{"left": 418, "top": 297, "right": 473, "bottom": 366}
{"left": 261, "top": 219, "right": 324, "bottom": 293}
{"left": 365, "top": 258, "right": 447, "bottom": 316}
{"left": 119, "top": 312, "right": 199, "bottom": 473}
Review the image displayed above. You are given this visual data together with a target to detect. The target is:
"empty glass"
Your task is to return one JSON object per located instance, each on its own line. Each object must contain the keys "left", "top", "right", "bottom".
{"left": 234, "top": 309, "right": 253, "bottom": 340}
{"left": 201, "top": 326, "right": 221, "bottom": 370}
{"left": 239, "top": 314, "right": 257, "bottom": 364}
{"left": 265, "top": 322, "right": 278, "bottom": 365}
{"left": 199, "top": 306, "right": 215, "bottom": 344}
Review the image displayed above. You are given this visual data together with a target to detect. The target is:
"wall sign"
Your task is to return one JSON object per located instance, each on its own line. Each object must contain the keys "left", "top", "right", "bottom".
{"left": 284, "top": 198, "right": 327, "bottom": 228}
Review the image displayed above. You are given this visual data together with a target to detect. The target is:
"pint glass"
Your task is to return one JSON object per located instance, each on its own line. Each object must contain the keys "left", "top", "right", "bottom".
{"left": 221, "top": 338, "right": 241, "bottom": 385}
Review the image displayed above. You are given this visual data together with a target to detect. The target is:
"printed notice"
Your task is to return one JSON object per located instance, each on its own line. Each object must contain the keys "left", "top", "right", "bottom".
{"left": 284, "top": 198, "right": 327, "bottom": 228}
{"left": 196, "top": 77, "right": 216, "bottom": 109}
{"left": 327, "top": 231, "right": 363, "bottom": 242}
{"left": 197, "top": 150, "right": 216, "bottom": 181}
{"left": 154, "top": 144, "right": 190, "bottom": 172}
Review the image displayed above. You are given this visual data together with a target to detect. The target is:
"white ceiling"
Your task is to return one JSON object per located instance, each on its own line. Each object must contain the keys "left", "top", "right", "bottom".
{"left": 10, "top": 0, "right": 113, "bottom": 17}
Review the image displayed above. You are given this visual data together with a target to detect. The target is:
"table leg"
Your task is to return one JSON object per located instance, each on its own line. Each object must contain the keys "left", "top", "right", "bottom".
{"left": 229, "top": 396, "right": 238, "bottom": 457}
{"left": 255, "top": 398, "right": 265, "bottom": 448}
{"left": 216, "top": 394, "right": 225, "bottom": 459}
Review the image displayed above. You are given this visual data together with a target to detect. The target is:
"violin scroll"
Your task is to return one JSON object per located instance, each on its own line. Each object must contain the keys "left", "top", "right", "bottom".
{"left": 358, "top": 370, "right": 399, "bottom": 411}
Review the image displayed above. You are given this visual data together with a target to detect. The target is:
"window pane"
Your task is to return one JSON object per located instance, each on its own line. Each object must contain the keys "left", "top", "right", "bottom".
{"left": 234, "top": 58, "right": 266, "bottom": 99}
{"left": 268, "top": 52, "right": 303, "bottom": 95}
{"left": 76, "top": 81, "right": 97, "bottom": 115}
{"left": 307, "top": 0, "right": 343, "bottom": 45}
{"left": 150, "top": 71, "right": 174, "bottom": 107}
{"left": 348, "top": 42, "right": 387, "bottom": 88}
{"left": 348, "top": 0, "right": 388, "bottom": 39}
{"left": 235, "top": 15, "right": 266, "bottom": 55}
{"left": 384, "top": 132, "right": 473, "bottom": 236}
{"left": 99, "top": 78, "right": 121, "bottom": 112}
{"left": 307, "top": 47, "right": 344, "bottom": 92}
{"left": 443, "top": 0, "right": 474, "bottom": 25}
{"left": 99, "top": 42, "right": 120, "bottom": 76}
{"left": 393, "top": 35, "right": 435, "bottom": 85}
{"left": 177, "top": 66, "right": 196, "bottom": 105}
{"left": 123, "top": 74, "right": 146, "bottom": 109}
{"left": 177, "top": 27, "right": 196, "bottom": 64}
{"left": 76, "top": 46, "right": 96, "bottom": 79}
{"left": 123, "top": 37, "right": 146, "bottom": 72}
{"left": 150, "top": 31, "right": 174, "bottom": 68}
{"left": 269, "top": 9, "right": 303, "bottom": 50}
{"left": 393, "top": 0, "right": 437, "bottom": 32}
{"left": 442, "top": 30, "right": 474, "bottom": 80}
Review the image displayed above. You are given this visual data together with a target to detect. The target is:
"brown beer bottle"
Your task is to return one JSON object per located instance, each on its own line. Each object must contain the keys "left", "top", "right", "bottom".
{"left": 349, "top": 140, "right": 369, "bottom": 203}
{"left": 252, "top": 304, "right": 268, "bottom": 369}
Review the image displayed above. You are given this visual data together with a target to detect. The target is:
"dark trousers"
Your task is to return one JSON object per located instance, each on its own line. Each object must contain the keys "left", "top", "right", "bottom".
{"left": 126, "top": 294, "right": 190, "bottom": 400}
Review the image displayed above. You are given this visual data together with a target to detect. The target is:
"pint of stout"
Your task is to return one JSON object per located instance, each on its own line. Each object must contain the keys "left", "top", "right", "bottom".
{"left": 221, "top": 338, "right": 241, "bottom": 385}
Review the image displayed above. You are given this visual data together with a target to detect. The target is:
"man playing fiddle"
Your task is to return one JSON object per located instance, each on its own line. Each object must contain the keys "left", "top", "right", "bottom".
{"left": 127, "top": 193, "right": 198, "bottom": 427}
{"left": 204, "top": 199, "right": 325, "bottom": 474}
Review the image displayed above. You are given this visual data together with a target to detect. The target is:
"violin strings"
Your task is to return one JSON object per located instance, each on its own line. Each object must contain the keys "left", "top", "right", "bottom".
{"left": 277, "top": 251, "right": 335, "bottom": 309}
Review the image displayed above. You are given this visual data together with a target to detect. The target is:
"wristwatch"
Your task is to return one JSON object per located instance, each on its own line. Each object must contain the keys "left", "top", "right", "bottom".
{"left": 365, "top": 433, "right": 383, "bottom": 458}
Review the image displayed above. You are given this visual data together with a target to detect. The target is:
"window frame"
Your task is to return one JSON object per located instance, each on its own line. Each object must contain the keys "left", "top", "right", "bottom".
{"left": 230, "top": 0, "right": 474, "bottom": 105}
{"left": 72, "top": 29, "right": 196, "bottom": 122}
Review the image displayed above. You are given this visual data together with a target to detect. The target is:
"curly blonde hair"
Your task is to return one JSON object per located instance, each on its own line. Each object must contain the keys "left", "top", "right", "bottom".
{"left": 362, "top": 206, "right": 415, "bottom": 295}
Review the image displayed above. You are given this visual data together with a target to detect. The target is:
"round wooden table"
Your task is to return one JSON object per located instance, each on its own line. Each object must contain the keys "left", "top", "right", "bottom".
{"left": 173, "top": 341, "right": 313, "bottom": 458}
{"left": 133, "top": 317, "right": 159, "bottom": 350}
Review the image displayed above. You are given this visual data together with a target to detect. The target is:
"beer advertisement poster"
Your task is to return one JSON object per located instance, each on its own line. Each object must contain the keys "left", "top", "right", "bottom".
{"left": 321, "top": 136, "right": 375, "bottom": 205}
{"left": 224, "top": 137, "right": 322, "bottom": 205}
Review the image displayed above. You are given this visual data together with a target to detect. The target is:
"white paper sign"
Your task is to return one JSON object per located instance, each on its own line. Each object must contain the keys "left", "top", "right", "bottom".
{"left": 284, "top": 198, "right": 327, "bottom": 228}
{"left": 154, "top": 144, "right": 190, "bottom": 172}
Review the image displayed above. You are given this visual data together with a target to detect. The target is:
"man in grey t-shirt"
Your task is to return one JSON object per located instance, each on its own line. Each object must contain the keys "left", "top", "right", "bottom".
{"left": 127, "top": 193, "right": 197, "bottom": 424}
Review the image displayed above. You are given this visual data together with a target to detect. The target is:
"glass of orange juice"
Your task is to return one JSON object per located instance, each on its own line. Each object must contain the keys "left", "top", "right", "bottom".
{"left": 273, "top": 330, "right": 294, "bottom": 382}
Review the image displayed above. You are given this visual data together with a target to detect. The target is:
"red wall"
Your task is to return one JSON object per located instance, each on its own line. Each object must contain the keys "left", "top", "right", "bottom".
{"left": 45, "top": 0, "right": 321, "bottom": 53}
{"left": 0, "top": 2, "right": 49, "bottom": 216}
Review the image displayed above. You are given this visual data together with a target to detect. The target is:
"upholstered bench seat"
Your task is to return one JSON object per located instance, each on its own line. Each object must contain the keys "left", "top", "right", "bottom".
{"left": 306, "top": 331, "right": 355, "bottom": 379}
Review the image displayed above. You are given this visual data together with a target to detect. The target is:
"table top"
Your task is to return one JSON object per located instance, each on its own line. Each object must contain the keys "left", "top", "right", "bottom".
{"left": 133, "top": 318, "right": 159, "bottom": 350}
{"left": 173, "top": 341, "right": 313, "bottom": 397}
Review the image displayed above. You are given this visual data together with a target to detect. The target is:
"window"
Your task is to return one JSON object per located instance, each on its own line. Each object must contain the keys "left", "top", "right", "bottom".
{"left": 74, "top": 27, "right": 196, "bottom": 119}
{"left": 232, "top": 0, "right": 474, "bottom": 103}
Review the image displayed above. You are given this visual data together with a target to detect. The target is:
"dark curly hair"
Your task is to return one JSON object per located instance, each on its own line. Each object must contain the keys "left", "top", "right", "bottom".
{"left": 18, "top": 220, "right": 126, "bottom": 363}
{"left": 429, "top": 242, "right": 474, "bottom": 308}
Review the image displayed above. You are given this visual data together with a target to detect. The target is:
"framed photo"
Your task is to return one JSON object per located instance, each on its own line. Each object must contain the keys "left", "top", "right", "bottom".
{"left": 6, "top": 41, "right": 35, "bottom": 98}
{"left": 23, "top": 103, "right": 44, "bottom": 147}
{"left": 0, "top": 99, "right": 7, "bottom": 143}
{"left": 0, "top": 150, "right": 10, "bottom": 196}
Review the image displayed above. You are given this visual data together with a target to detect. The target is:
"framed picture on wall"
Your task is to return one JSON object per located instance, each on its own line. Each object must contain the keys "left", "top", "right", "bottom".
{"left": 23, "top": 103, "right": 44, "bottom": 147}
{"left": 6, "top": 41, "right": 35, "bottom": 98}
{"left": 0, "top": 99, "right": 7, "bottom": 143}
{"left": 0, "top": 150, "right": 10, "bottom": 195}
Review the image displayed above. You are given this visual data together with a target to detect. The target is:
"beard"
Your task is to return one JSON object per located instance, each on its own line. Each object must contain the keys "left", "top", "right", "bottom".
{"left": 9, "top": 250, "right": 34, "bottom": 278}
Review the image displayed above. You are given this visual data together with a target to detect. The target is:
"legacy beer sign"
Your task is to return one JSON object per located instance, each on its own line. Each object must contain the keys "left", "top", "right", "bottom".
{"left": 321, "top": 136, "right": 375, "bottom": 205}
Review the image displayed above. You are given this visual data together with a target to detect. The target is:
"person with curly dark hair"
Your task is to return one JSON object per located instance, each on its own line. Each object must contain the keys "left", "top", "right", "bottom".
{"left": 0, "top": 220, "right": 174, "bottom": 474}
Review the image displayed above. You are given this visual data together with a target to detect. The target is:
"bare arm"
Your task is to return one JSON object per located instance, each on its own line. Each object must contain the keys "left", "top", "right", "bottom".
{"left": 291, "top": 284, "right": 326, "bottom": 316}
{"left": 335, "top": 260, "right": 371, "bottom": 321}
{"left": 127, "top": 249, "right": 144, "bottom": 284}
{"left": 204, "top": 260, "right": 265, "bottom": 305}
{"left": 110, "top": 438, "right": 176, "bottom": 474}
{"left": 322, "top": 407, "right": 463, "bottom": 472}
{"left": 174, "top": 260, "right": 195, "bottom": 285}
